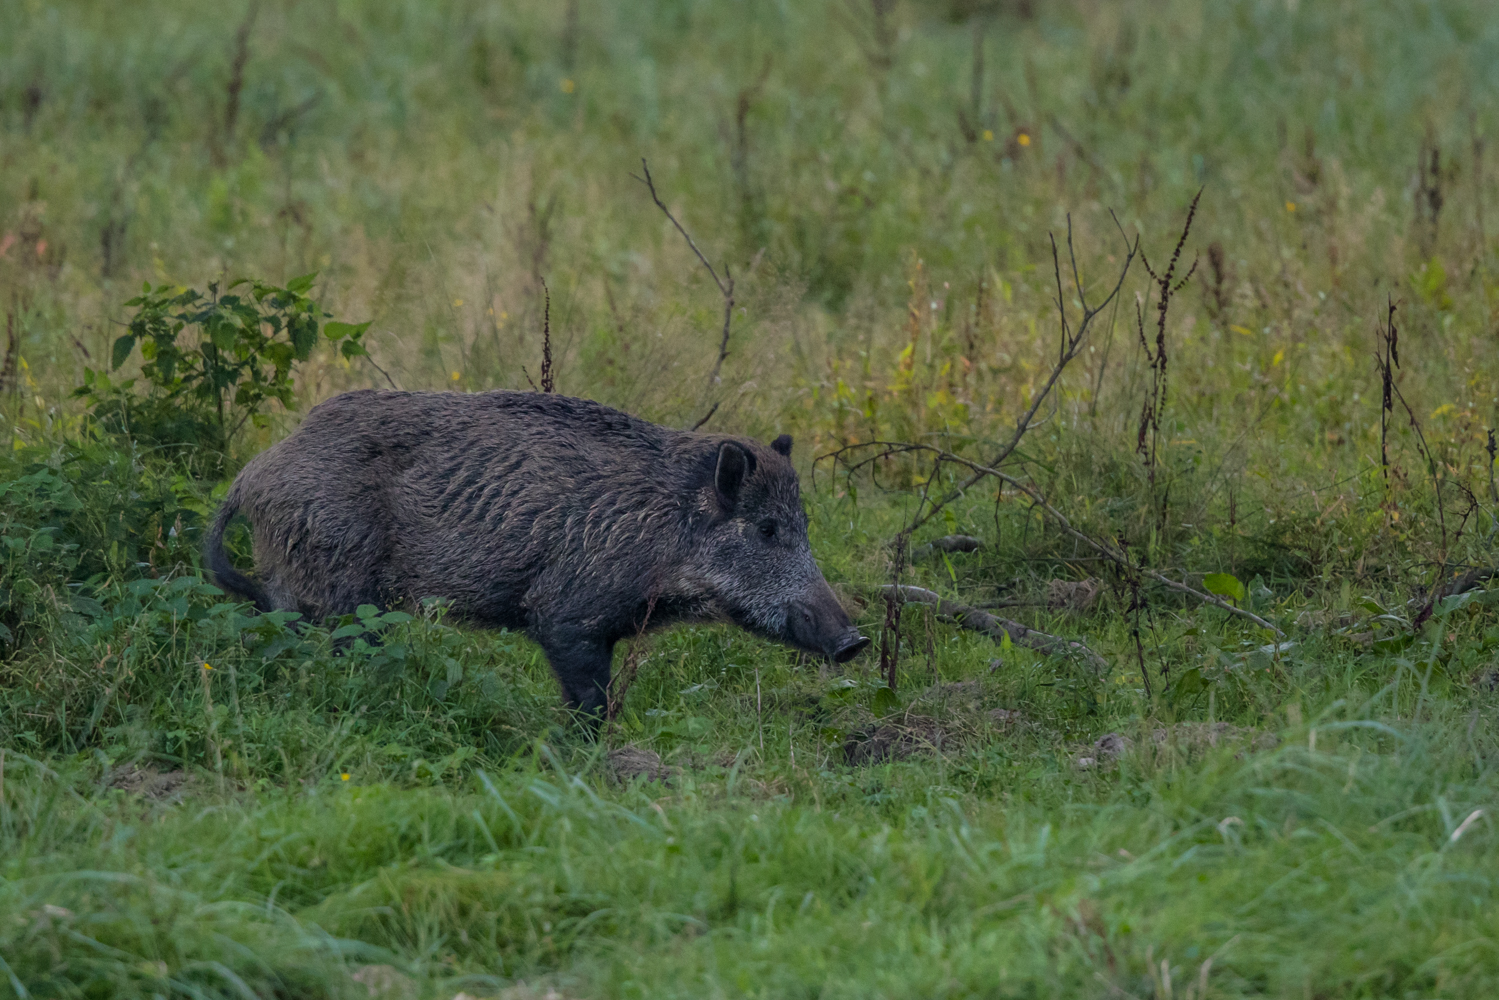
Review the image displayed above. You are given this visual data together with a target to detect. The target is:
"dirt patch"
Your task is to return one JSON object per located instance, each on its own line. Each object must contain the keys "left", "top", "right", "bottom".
{"left": 607, "top": 745, "right": 676, "bottom": 783}
{"left": 1077, "top": 723, "right": 1279, "bottom": 768}
{"left": 988, "top": 707, "right": 1025, "bottom": 728}
{"left": 843, "top": 715, "right": 949, "bottom": 766}
{"left": 493, "top": 986, "right": 580, "bottom": 1000}
{"left": 1152, "top": 722, "right": 1279, "bottom": 754}
{"left": 838, "top": 682, "right": 1029, "bottom": 765}
{"left": 914, "top": 680, "right": 984, "bottom": 708}
{"left": 108, "top": 764, "right": 193, "bottom": 801}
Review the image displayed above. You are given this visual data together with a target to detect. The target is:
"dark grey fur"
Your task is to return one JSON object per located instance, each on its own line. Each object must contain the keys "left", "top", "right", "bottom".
{"left": 205, "top": 389, "right": 869, "bottom": 719}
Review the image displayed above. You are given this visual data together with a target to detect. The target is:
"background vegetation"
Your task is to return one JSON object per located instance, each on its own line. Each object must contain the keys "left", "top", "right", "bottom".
{"left": 3, "top": 0, "right": 1499, "bottom": 996}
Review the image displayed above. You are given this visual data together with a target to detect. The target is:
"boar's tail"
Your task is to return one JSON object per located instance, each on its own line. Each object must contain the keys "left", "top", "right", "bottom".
{"left": 204, "top": 492, "right": 271, "bottom": 612}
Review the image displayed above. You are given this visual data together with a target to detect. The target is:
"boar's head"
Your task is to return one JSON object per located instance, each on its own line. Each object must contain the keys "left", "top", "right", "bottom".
{"left": 687, "top": 435, "right": 870, "bottom": 663}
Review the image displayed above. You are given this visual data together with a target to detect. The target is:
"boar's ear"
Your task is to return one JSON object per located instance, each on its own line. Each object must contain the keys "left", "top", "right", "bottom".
{"left": 714, "top": 441, "right": 757, "bottom": 512}
{"left": 770, "top": 434, "right": 793, "bottom": 457}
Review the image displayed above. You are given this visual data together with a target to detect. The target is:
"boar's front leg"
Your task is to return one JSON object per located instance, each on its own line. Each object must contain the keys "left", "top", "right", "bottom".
{"left": 534, "top": 628, "right": 613, "bottom": 725}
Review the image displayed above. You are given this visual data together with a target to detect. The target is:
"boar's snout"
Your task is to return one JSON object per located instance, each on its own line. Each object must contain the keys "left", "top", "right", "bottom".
{"left": 831, "top": 627, "right": 872, "bottom": 663}
{"left": 787, "top": 579, "right": 870, "bottom": 662}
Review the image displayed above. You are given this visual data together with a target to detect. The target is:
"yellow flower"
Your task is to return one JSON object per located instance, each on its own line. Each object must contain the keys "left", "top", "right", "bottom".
{"left": 452, "top": 298, "right": 464, "bottom": 307}
{"left": 340, "top": 773, "right": 350, "bottom": 781}
{"left": 560, "top": 78, "right": 575, "bottom": 94}
{"left": 982, "top": 129, "right": 994, "bottom": 142}
{"left": 202, "top": 663, "right": 212, "bottom": 671}
{"left": 1285, "top": 201, "right": 1296, "bottom": 213}
{"left": 1017, "top": 132, "right": 1031, "bottom": 147}
{"left": 451, "top": 371, "right": 461, "bottom": 381}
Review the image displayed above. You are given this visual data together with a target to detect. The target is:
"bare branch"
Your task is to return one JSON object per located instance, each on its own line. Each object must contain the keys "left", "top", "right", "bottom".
{"left": 689, "top": 401, "right": 720, "bottom": 432}
{"left": 634, "top": 160, "right": 729, "bottom": 297}
{"left": 906, "top": 218, "right": 1140, "bottom": 533}
{"left": 634, "top": 158, "right": 736, "bottom": 426}
{"left": 539, "top": 277, "right": 554, "bottom": 393}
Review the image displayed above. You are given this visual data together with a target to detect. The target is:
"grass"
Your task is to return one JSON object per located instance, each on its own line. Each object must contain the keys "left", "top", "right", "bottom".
{"left": 4, "top": 0, "right": 1499, "bottom": 996}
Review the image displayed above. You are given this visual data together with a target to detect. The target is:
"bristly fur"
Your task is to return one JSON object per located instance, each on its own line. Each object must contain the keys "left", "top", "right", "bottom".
{"left": 204, "top": 389, "right": 867, "bottom": 720}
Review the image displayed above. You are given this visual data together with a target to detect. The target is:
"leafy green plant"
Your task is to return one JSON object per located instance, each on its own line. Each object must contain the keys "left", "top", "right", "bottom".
{"left": 74, "top": 274, "right": 370, "bottom": 457}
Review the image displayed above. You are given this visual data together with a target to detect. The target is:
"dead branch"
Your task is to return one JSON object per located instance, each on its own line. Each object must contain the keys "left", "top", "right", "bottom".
{"left": 881, "top": 585, "right": 1108, "bottom": 672}
{"left": 222, "top": 3, "right": 259, "bottom": 148}
{"left": 911, "top": 534, "right": 984, "bottom": 560}
{"left": 906, "top": 213, "right": 1139, "bottom": 535}
{"left": 607, "top": 595, "right": 658, "bottom": 724}
{"left": 689, "top": 401, "right": 720, "bottom": 432}
{"left": 1136, "top": 187, "right": 1201, "bottom": 485}
{"left": 633, "top": 159, "right": 734, "bottom": 427}
{"left": 0, "top": 307, "right": 18, "bottom": 396}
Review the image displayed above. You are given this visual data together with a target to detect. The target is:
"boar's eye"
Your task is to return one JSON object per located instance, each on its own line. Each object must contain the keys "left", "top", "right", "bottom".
{"left": 758, "top": 519, "right": 778, "bottom": 540}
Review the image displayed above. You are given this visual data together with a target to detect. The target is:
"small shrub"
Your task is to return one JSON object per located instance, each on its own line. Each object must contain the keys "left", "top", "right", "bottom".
{"left": 73, "top": 273, "right": 370, "bottom": 461}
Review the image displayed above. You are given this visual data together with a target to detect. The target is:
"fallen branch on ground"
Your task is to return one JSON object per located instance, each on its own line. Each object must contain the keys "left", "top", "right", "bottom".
{"left": 910, "top": 535, "right": 984, "bottom": 560}
{"left": 870, "top": 444, "right": 1285, "bottom": 636}
{"left": 881, "top": 585, "right": 1109, "bottom": 673}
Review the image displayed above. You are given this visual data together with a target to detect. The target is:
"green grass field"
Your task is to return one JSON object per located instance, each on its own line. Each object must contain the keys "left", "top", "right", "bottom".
{"left": 4, "top": 1, "right": 1499, "bottom": 996}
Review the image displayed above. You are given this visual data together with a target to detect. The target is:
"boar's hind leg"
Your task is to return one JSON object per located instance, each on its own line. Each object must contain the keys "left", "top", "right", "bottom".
{"left": 538, "top": 633, "right": 613, "bottom": 724}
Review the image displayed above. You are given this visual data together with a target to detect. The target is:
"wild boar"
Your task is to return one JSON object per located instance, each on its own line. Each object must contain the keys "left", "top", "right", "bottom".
{"left": 205, "top": 389, "right": 869, "bottom": 719}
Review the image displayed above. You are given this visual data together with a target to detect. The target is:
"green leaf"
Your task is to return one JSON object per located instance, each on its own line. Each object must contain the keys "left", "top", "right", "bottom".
{"left": 324, "top": 320, "right": 371, "bottom": 342}
{"left": 340, "top": 339, "right": 368, "bottom": 359}
{"left": 286, "top": 272, "right": 318, "bottom": 295}
{"left": 1373, "top": 632, "right": 1417, "bottom": 655}
{"left": 872, "top": 685, "right": 899, "bottom": 717}
{"left": 1169, "top": 667, "right": 1209, "bottom": 700}
{"left": 263, "top": 341, "right": 295, "bottom": 371}
{"left": 111, "top": 335, "right": 136, "bottom": 370}
{"left": 289, "top": 316, "right": 319, "bottom": 360}
{"left": 208, "top": 317, "right": 238, "bottom": 351}
{"left": 356, "top": 604, "right": 381, "bottom": 620}
{"left": 1203, "top": 572, "right": 1247, "bottom": 605}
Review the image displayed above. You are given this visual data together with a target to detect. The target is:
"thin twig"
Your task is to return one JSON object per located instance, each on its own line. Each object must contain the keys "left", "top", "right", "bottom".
{"left": 222, "top": 3, "right": 259, "bottom": 148}
{"left": 607, "top": 595, "right": 657, "bottom": 723}
{"left": 633, "top": 159, "right": 736, "bottom": 416}
{"left": 905, "top": 214, "right": 1139, "bottom": 534}
{"left": 365, "top": 352, "right": 399, "bottom": 390}
{"left": 689, "top": 401, "right": 720, "bottom": 432}
{"left": 539, "top": 278, "right": 555, "bottom": 393}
